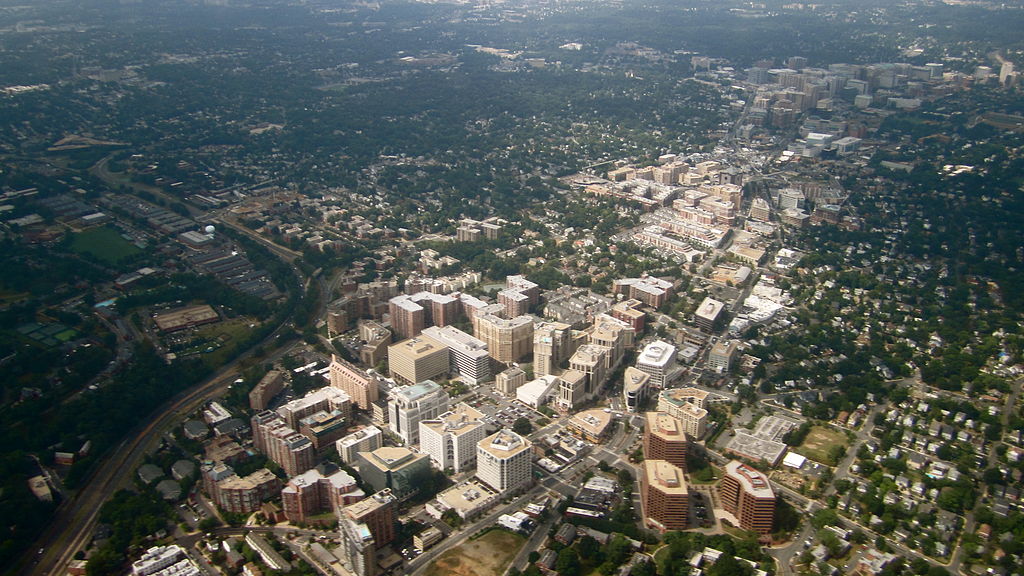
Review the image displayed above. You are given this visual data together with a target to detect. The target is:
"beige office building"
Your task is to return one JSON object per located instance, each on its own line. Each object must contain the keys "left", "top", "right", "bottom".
{"left": 388, "top": 336, "right": 449, "bottom": 385}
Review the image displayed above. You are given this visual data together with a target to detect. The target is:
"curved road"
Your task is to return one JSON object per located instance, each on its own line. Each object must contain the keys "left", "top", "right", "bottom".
{"left": 24, "top": 328, "right": 299, "bottom": 576}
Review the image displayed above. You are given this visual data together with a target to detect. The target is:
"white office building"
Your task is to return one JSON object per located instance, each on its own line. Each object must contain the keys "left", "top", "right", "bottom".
{"left": 421, "top": 325, "right": 492, "bottom": 384}
{"left": 636, "top": 340, "right": 678, "bottom": 388}
{"left": 476, "top": 430, "right": 532, "bottom": 495}
{"left": 419, "top": 403, "right": 486, "bottom": 473}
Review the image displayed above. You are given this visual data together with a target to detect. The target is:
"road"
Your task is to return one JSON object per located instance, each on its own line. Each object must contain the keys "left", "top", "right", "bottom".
{"left": 26, "top": 329, "right": 301, "bottom": 576}
{"left": 407, "top": 484, "right": 553, "bottom": 576}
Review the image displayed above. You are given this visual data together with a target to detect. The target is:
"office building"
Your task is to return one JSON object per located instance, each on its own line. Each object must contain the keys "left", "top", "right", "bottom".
{"left": 640, "top": 460, "right": 689, "bottom": 533}
{"left": 421, "top": 325, "right": 491, "bottom": 384}
{"left": 297, "top": 410, "right": 349, "bottom": 453}
{"left": 643, "top": 412, "right": 689, "bottom": 470}
{"left": 356, "top": 447, "right": 430, "bottom": 500}
{"left": 749, "top": 197, "right": 771, "bottom": 222}
{"left": 707, "top": 340, "right": 739, "bottom": 373}
{"left": 419, "top": 403, "right": 486, "bottom": 473}
{"left": 567, "top": 408, "right": 613, "bottom": 444}
{"left": 387, "top": 380, "right": 450, "bottom": 446}
{"left": 336, "top": 426, "right": 383, "bottom": 465}
{"left": 636, "top": 340, "right": 678, "bottom": 388}
{"left": 495, "top": 366, "right": 527, "bottom": 396}
{"left": 387, "top": 336, "right": 449, "bottom": 386}
{"left": 623, "top": 367, "right": 651, "bottom": 413}
{"left": 534, "top": 322, "right": 572, "bottom": 377}
{"left": 476, "top": 430, "right": 532, "bottom": 495}
{"left": 656, "top": 392, "right": 708, "bottom": 440}
{"left": 329, "top": 356, "right": 380, "bottom": 411}
{"left": 720, "top": 460, "right": 776, "bottom": 535}
{"left": 694, "top": 297, "right": 725, "bottom": 332}
{"left": 282, "top": 467, "right": 363, "bottom": 524}
{"left": 474, "top": 311, "right": 534, "bottom": 364}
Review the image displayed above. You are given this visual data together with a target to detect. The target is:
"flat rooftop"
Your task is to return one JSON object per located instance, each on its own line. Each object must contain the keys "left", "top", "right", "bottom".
{"left": 639, "top": 341, "right": 676, "bottom": 368}
{"left": 479, "top": 430, "right": 530, "bottom": 459}
{"left": 726, "top": 460, "right": 775, "bottom": 498}
{"left": 645, "top": 460, "right": 688, "bottom": 494}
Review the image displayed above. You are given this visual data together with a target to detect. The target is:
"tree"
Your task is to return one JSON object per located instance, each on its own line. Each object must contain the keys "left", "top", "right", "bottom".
{"left": 556, "top": 547, "right": 582, "bottom": 576}
{"left": 513, "top": 417, "right": 533, "bottom": 435}
{"left": 706, "top": 553, "right": 753, "bottom": 576}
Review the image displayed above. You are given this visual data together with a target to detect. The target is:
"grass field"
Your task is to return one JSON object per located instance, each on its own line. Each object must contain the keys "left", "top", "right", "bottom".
{"left": 423, "top": 529, "right": 525, "bottom": 576}
{"left": 798, "top": 425, "right": 848, "bottom": 465}
{"left": 70, "top": 226, "right": 141, "bottom": 265}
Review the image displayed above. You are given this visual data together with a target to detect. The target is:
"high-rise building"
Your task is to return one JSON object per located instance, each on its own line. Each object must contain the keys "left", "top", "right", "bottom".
{"left": 476, "top": 430, "right": 532, "bottom": 495}
{"left": 636, "top": 340, "right": 678, "bottom": 388}
{"left": 213, "top": 468, "right": 281, "bottom": 514}
{"left": 387, "top": 380, "right": 450, "bottom": 446}
{"left": 338, "top": 490, "right": 398, "bottom": 576}
{"left": 495, "top": 366, "right": 527, "bottom": 396}
{"left": 329, "top": 356, "right": 380, "bottom": 411}
{"left": 749, "top": 197, "right": 771, "bottom": 222}
{"left": 281, "top": 467, "right": 363, "bottom": 524}
{"left": 557, "top": 369, "right": 587, "bottom": 411}
{"left": 339, "top": 517, "right": 377, "bottom": 576}
{"left": 506, "top": 276, "right": 540, "bottom": 308}
{"left": 298, "top": 409, "right": 349, "bottom": 453}
{"left": 474, "top": 311, "right": 534, "bottom": 364}
{"left": 588, "top": 314, "right": 633, "bottom": 368}
{"left": 277, "top": 387, "right": 351, "bottom": 431}
{"left": 249, "top": 370, "right": 286, "bottom": 411}
{"left": 643, "top": 412, "right": 689, "bottom": 470}
{"left": 640, "top": 460, "right": 689, "bottom": 533}
{"left": 358, "top": 321, "right": 392, "bottom": 367}
{"left": 569, "top": 344, "right": 611, "bottom": 398}
{"left": 336, "top": 426, "right": 383, "bottom": 465}
{"left": 720, "top": 460, "right": 776, "bottom": 535}
{"left": 251, "top": 411, "right": 317, "bottom": 476}
{"left": 656, "top": 389, "right": 709, "bottom": 440}
{"left": 534, "top": 322, "right": 572, "bottom": 377}
{"left": 344, "top": 489, "right": 397, "bottom": 547}
{"left": 387, "top": 336, "right": 449, "bottom": 386}
{"left": 421, "top": 325, "right": 491, "bottom": 384}
{"left": 388, "top": 294, "right": 426, "bottom": 340}
{"left": 419, "top": 403, "right": 486, "bottom": 473}
{"left": 356, "top": 447, "right": 430, "bottom": 500}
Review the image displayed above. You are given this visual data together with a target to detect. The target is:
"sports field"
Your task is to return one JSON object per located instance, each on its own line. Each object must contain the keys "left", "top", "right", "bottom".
{"left": 70, "top": 226, "right": 141, "bottom": 265}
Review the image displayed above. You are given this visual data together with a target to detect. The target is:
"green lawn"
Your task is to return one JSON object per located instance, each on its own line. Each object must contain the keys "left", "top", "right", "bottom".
{"left": 70, "top": 226, "right": 141, "bottom": 265}
{"left": 797, "top": 426, "right": 848, "bottom": 466}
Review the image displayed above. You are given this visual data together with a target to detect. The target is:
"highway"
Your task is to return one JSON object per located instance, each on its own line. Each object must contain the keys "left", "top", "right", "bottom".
{"left": 25, "top": 328, "right": 301, "bottom": 576}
